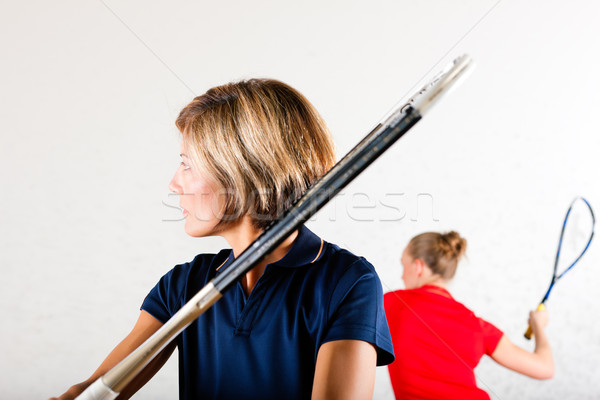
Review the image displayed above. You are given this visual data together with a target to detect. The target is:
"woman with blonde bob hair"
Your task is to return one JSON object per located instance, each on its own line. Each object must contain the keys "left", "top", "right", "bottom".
{"left": 51, "top": 79, "right": 394, "bottom": 400}
{"left": 384, "top": 231, "right": 554, "bottom": 400}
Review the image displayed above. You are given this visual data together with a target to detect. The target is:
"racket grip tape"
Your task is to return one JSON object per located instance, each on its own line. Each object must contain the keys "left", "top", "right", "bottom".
{"left": 74, "top": 378, "right": 119, "bottom": 400}
{"left": 524, "top": 303, "right": 546, "bottom": 340}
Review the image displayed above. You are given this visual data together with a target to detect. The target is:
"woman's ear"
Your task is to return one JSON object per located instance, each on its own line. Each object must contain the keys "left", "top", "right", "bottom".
{"left": 413, "top": 258, "right": 425, "bottom": 277}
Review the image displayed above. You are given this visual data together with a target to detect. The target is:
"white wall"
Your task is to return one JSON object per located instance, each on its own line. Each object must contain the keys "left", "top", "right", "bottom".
{"left": 1, "top": 0, "right": 599, "bottom": 398}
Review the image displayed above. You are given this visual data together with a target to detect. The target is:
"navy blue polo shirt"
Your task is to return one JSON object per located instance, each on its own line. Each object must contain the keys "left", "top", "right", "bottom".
{"left": 142, "top": 225, "right": 394, "bottom": 400}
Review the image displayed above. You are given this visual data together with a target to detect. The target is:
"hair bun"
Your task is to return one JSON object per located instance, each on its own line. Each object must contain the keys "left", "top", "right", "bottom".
{"left": 408, "top": 231, "right": 467, "bottom": 280}
{"left": 440, "top": 231, "right": 467, "bottom": 260}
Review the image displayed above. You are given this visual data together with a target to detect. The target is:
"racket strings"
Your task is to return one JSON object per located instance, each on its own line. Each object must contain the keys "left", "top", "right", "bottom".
{"left": 541, "top": 197, "right": 595, "bottom": 304}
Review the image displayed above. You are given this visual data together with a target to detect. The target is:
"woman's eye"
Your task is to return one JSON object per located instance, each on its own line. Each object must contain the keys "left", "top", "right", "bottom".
{"left": 180, "top": 162, "right": 190, "bottom": 171}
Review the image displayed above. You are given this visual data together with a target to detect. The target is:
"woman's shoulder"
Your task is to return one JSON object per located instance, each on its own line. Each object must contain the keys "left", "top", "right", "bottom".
{"left": 322, "top": 242, "right": 375, "bottom": 272}
{"left": 311, "top": 243, "right": 382, "bottom": 295}
{"left": 384, "top": 286, "right": 464, "bottom": 309}
{"left": 383, "top": 289, "right": 412, "bottom": 309}
{"left": 280, "top": 225, "right": 377, "bottom": 278}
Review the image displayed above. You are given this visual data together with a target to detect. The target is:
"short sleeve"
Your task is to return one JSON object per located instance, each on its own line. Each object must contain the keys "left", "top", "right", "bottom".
{"left": 479, "top": 318, "right": 503, "bottom": 355}
{"left": 322, "top": 258, "right": 395, "bottom": 366}
{"left": 141, "top": 263, "right": 190, "bottom": 324}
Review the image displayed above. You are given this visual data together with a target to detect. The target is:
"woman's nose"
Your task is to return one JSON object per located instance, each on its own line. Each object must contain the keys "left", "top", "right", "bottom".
{"left": 168, "top": 172, "right": 183, "bottom": 194}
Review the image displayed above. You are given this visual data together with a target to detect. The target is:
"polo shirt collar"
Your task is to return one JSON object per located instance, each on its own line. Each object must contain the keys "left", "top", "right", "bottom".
{"left": 269, "top": 225, "right": 325, "bottom": 268}
{"left": 215, "top": 225, "right": 325, "bottom": 273}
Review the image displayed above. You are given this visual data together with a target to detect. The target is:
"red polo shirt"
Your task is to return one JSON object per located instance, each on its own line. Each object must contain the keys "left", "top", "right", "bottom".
{"left": 384, "top": 285, "right": 503, "bottom": 399}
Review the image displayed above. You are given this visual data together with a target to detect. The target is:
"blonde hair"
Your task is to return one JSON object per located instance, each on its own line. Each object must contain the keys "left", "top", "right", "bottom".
{"left": 175, "top": 79, "right": 336, "bottom": 229}
{"left": 407, "top": 231, "right": 467, "bottom": 280}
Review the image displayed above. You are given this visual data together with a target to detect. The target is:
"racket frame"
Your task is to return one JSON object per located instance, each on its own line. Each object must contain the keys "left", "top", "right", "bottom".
{"left": 524, "top": 197, "right": 595, "bottom": 339}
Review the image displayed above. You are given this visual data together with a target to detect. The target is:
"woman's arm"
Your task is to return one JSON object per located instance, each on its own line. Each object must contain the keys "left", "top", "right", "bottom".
{"left": 312, "top": 340, "right": 377, "bottom": 400}
{"left": 490, "top": 309, "right": 554, "bottom": 380}
{"left": 49, "top": 310, "right": 172, "bottom": 400}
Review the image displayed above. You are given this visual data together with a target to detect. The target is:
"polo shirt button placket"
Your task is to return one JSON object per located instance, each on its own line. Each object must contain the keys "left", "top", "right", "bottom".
{"left": 233, "top": 267, "right": 274, "bottom": 337}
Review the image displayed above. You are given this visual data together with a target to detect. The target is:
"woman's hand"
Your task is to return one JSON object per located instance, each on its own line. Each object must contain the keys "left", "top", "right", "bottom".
{"left": 529, "top": 308, "right": 549, "bottom": 335}
{"left": 48, "top": 381, "right": 91, "bottom": 400}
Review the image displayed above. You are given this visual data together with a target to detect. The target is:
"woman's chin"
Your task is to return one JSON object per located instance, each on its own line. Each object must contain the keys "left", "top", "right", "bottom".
{"left": 184, "top": 223, "right": 212, "bottom": 238}
{"left": 183, "top": 218, "right": 224, "bottom": 238}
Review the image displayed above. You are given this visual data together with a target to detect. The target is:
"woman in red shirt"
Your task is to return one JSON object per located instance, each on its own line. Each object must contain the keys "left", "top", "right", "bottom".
{"left": 384, "top": 231, "right": 554, "bottom": 399}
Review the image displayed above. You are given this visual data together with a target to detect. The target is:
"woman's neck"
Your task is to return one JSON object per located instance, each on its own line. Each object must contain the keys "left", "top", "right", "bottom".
{"left": 222, "top": 216, "right": 299, "bottom": 295}
{"left": 419, "top": 275, "right": 448, "bottom": 289}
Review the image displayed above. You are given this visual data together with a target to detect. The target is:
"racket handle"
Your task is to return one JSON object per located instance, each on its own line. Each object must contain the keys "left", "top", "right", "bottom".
{"left": 524, "top": 303, "right": 546, "bottom": 340}
{"left": 75, "top": 378, "right": 119, "bottom": 400}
